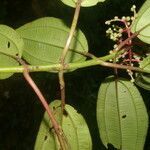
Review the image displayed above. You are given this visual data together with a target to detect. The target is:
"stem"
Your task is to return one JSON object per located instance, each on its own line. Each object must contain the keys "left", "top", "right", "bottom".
{"left": 114, "top": 74, "right": 122, "bottom": 150}
{"left": 113, "top": 43, "right": 122, "bottom": 150}
{"left": 60, "top": 0, "right": 82, "bottom": 62}
{"left": 0, "top": 50, "right": 150, "bottom": 73}
{"left": 0, "top": 23, "right": 149, "bottom": 74}
{"left": 59, "top": 0, "right": 82, "bottom": 111}
{"left": 58, "top": 70, "right": 66, "bottom": 111}
{"left": 18, "top": 58, "right": 68, "bottom": 150}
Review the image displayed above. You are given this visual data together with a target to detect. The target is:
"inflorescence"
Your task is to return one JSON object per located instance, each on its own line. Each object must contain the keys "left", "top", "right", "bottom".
{"left": 105, "top": 5, "right": 141, "bottom": 82}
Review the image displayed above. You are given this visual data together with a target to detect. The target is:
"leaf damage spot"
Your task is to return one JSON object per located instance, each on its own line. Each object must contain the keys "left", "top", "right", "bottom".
{"left": 63, "top": 109, "right": 68, "bottom": 116}
{"left": 122, "top": 115, "right": 127, "bottom": 118}
{"left": 49, "top": 127, "right": 53, "bottom": 132}
{"left": 7, "top": 41, "right": 10, "bottom": 48}
{"left": 44, "top": 135, "right": 47, "bottom": 141}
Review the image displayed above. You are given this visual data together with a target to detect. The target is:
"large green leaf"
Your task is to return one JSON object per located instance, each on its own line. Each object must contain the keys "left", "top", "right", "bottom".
{"left": 97, "top": 76, "right": 148, "bottom": 150}
{"left": 0, "top": 25, "right": 24, "bottom": 79}
{"left": 34, "top": 100, "right": 92, "bottom": 150}
{"left": 16, "top": 17, "right": 88, "bottom": 71}
{"left": 135, "top": 55, "right": 150, "bottom": 90}
{"left": 131, "top": 0, "right": 150, "bottom": 44}
{"left": 60, "top": 0, "right": 105, "bottom": 8}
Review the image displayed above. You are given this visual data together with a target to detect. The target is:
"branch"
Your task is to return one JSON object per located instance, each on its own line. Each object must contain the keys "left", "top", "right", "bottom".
{"left": 0, "top": 50, "right": 149, "bottom": 74}
{"left": 0, "top": 22, "right": 150, "bottom": 74}
{"left": 0, "top": 51, "right": 69, "bottom": 149}
{"left": 17, "top": 58, "right": 68, "bottom": 150}
{"left": 60, "top": 0, "right": 82, "bottom": 62}
{"left": 59, "top": 0, "right": 82, "bottom": 111}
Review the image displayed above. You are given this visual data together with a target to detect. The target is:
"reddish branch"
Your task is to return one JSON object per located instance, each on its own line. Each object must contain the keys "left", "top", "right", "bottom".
{"left": 17, "top": 58, "right": 67, "bottom": 150}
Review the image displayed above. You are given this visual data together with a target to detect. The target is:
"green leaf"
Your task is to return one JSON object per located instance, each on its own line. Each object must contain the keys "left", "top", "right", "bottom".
{"left": 60, "top": 0, "right": 105, "bottom": 8}
{"left": 139, "top": 54, "right": 150, "bottom": 84}
{"left": 16, "top": 17, "right": 88, "bottom": 71}
{"left": 97, "top": 76, "right": 148, "bottom": 150}
{"left": 0, "top": 25, "right": 24, "bottom": 79}
{"left": 34, "top": 100, "right": 62, "bottom": 150}
{"left": 63, "top": 103, "right": 92, "bottom": 150}
{"left": 131, "top": 0, "right": 150, "bottom": 44}
{"left": 34, "top": 100, "right": 92, "bottom": 150}
{"left": 141, "top": 73, "right": 150, "bottom": 83}
{"left": 135, "top": 55, "right": 150, "bottom": 90}
{"left": 135, "top": 74, "right": 150, "bottom": 91}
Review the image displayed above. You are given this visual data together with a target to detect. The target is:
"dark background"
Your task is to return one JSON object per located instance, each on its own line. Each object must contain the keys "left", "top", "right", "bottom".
{"left": 0, "top": 0, "right": 149, "bottom": 149}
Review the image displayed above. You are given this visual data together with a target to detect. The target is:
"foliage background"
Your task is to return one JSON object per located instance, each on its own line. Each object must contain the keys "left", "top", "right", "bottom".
{"left": 0, "top": 0, "right": 149, "bottom": 149}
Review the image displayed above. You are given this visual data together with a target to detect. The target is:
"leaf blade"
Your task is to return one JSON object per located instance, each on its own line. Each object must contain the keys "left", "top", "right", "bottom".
{"left": 97, "top": 76, "right": 148, "bottom": 150}
{"left": 135, "top": 55, "right": 150, "bottom": 90}
{"left": 0, "top": 25, "right": 24, "bottom": 79}
{"left": 16, "top": 17, "right": 88, "bottom": 71}
{"left": 131, "top": 0, "right": 150, "bottom": 44}
{"left": 34, "top": 100, "right": 92, "bottom": 150}
{"left": 60, "top": 0, "right": 105, "bottom": 8}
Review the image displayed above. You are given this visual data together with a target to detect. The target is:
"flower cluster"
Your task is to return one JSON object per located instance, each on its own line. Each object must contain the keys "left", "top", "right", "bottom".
{"left": 105, "top": 5, "right": 142, "bottom": 81}
{"left": 105, "top": 5, "right": 137, "bottom": 42}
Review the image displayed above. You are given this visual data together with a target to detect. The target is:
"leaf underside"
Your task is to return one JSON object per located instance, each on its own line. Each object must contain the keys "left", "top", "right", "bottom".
{"left": 61, "top": 0, "right": 105, "bottom": 8}
{"left": 131, "top": 0, "right": 150, "bottom": 44}
{"left": 135, "top": 55, "right": 150, "bottom": 90}
{"left": 16, "top": 17, "right": 88, "bottom": 72}
{"left": 97, "top": 76, "right": 148, "bottom": 150}
{"left": 0, "top": 25, "right": 23, "bottom": 79}
{"left": 135, "top": 74, "right": 150, "bottom": 91}
{"left": 34, "top": 100, "right": 92, "bottom": 150}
